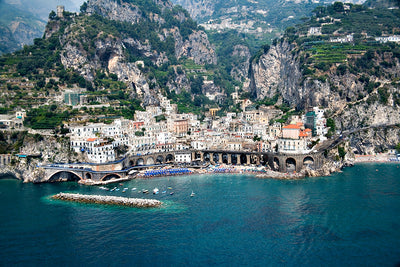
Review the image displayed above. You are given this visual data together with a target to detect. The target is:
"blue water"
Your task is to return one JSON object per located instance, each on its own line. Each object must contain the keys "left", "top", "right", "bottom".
{"left": 1, "top": 163, "right": 400, "bottom": 266}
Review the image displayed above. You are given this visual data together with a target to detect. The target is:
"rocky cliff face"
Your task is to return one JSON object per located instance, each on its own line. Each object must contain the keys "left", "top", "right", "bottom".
{"left": 48, "top": 0, "right": 217, "bottom": 102}
{"left": 250, "top": 41, "right": 302, "bottom": 102}
{"left": 250, "top": 39, "right": 400, "bottom": 152}
{"left": 170, "top": 0, "right": 214, "bottom": 21}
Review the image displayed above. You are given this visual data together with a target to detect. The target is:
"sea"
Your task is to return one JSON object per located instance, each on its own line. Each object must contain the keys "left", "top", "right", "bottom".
{"left": 1, "top": 163, "right": 400, "bottom": 266}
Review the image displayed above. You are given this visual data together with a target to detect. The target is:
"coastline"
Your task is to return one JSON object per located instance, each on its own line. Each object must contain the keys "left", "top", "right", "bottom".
{"left": 4, "top": 152, "right": 399, "bottom": 185}
{"left": 353, "top": 153, "right": 394, "bottom": 163}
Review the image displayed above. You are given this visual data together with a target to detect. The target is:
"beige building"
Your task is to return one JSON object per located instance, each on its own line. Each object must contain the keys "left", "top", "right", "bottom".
{"left": 173, "top": 119, "right": 188, "bottom": 137}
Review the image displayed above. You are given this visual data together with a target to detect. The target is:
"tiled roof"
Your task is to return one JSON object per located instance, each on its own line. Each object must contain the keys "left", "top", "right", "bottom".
{"left": 283, "top": 124, "right": 301, "bottom": 129}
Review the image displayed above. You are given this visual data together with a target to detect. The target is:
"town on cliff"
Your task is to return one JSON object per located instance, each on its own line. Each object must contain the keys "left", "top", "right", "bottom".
{"left": 0, "top": 92, "right": 362, "bottom": 183}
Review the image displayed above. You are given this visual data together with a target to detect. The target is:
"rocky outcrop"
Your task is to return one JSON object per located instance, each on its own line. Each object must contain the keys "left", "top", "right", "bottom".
{"left": 174, "top": 30, "right": 217, "bottom": 65}
{"left": 347, "top": 126, "right": 400, "bottom": 155}
{"left": 250, "top": 41, "right": 302, "bottom": 104}
{"left": 51, "top": 0, "right": 217, "bottom": 104}
{"left": 230, "top": 44, "right": 251, "bottom": 81}
{"left": 171, "top": 0, "right": 214, "bottom": 20}
{"left": 86, "top": 0, "right": 142, "bottom": 23}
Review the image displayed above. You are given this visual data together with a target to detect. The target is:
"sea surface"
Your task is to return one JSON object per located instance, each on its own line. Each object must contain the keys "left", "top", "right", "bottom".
{"left": 1, "top": 163, "right": 400, "bottom": 266}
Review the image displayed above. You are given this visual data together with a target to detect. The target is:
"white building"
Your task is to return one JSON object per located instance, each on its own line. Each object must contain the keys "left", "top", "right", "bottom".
{"left": 71, "top": 138, "right": 115, "bottom": 163}
{"left": 175, "top": 152, "right": 192, "bottom": 163}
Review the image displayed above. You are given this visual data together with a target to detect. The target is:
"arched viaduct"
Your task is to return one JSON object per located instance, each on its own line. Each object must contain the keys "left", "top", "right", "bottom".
{"left": 40, "top": 150, "right": 324, "bottom": 182}
{"left": 190, "top": 150, "right": 324, "bottom": 173}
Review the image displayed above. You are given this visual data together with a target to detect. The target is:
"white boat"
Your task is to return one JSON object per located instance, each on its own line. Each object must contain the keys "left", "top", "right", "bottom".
{"left": 131, "top": 188, "right": 137, "bottom": 191}
{"left": 190, "top": 191, "right": 195, "bottom": 197}
{"left": 153, "top": 188, "right": 159, "bottom": 194}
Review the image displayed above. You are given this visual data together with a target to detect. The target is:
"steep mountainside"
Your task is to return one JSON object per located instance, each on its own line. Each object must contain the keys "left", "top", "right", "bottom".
{"left": 0, "top": 0, "right": 230, "bottom": 128}
{"left": 0, "top": 2, "right": 46, "bottom": 55}
{"left": 250, "top": 2, "right": 400, "bottom": 153}
{"left": 171, "top": 0, "right": 366, "bottom": 36}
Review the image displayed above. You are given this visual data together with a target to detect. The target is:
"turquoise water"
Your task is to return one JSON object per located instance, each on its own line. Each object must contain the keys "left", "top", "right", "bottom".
{"left": 1, "top": 163, "right": 400, "bottom": 266}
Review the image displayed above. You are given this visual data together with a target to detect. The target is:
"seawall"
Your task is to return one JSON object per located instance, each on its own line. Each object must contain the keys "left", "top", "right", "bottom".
{"left": 52, "top": 193, "right": 162, "bottom": 207}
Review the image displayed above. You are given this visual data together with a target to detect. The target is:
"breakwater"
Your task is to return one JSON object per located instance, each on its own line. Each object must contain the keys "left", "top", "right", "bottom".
{"left": 52, "top": 193, "right": 162, "bottom": 207}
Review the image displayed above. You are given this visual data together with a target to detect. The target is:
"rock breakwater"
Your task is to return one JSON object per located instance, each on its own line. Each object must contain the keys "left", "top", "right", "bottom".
{"left": 52, "top": 193, "right": 162, "bottom": 208}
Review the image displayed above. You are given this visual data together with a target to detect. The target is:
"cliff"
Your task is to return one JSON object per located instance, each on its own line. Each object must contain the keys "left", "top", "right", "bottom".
{"left": 45, "top": 0, "right": 217, "bottom": 103}
{"left": 250, "top": 3, "right": 400, "bottom": 154}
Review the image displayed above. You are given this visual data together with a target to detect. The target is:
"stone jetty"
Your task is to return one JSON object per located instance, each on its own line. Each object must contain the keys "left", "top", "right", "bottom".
{"left": 52, "top": 193, "right": 162, "bottom": 208}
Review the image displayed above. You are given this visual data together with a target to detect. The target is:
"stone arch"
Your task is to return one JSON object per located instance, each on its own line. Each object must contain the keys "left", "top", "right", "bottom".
{"left": 203, "top": 152, "right": 210, "bottom": 162}
{"left": 261, "top": 154, "right": 269, "bottom": 166}
{"left": 85, "top": 173, "right": 92, "bottom": 180}
{"left": 250, "top": 155, "right": 258, "bottom": 165}
{"left": 156, "top": 155, "right": 164, "bottom": 164}
{"left": 231, "top": 154, "right": 238, "bottom": 165}
{"left": 213, "top": 153, "right": 220, "bottom": 163}
{"left": 0, "top": 173, "right": 19, "bottom": 180}
{"left": 166, "top": 154, "right": 174, "bottom": 163}
{"left": 101, "top": 173, "right": 122, "bottom": 181}
{"left": 194, "top": 152, "right": 201, "bottom": 161}
{"left": 240, "top": 154, "right": 247, "bottom": 165}
{"left": 136, "top": 158, "right": 144, "bottom": 166}
{"left": 146, "top": 157, "right": 155, "bottom": 165}
{"left": 222, "top": 153, "right": 228, "bottom": 164}
{"left": 273, "top": 157, "right": 280, "bottom": 171}
{"left": 48, "top": 171, "right": 82, "bottom": 182}
{"left": 303, "top": 156, "right": 315, "bottom": 168}
{"left": 286, "top": 158, "right": 297, "bottom": 172}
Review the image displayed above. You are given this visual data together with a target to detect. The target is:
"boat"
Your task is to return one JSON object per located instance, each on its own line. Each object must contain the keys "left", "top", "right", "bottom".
{"left": 131, "top": 188, "right": 137, "bottom": 191}
{"left": 142, "top": 189, "right": 149, "bottom": 194}
{"left": 170, "top": 192, "right": 174, "bottom": 195}
{"left": 167, "top": 187, "right": 172, "bottom": 190}
{"left": 190, "top": 191, "right": 195, "bottom": 197}
{"left": 162, "top": 191, "right": 166, "bottom": 194}
{"left": 153, "top": 188, "right": 159, "bottom": 194}
{"left": 122, "top": 188, "right": 128, "bottom": 193}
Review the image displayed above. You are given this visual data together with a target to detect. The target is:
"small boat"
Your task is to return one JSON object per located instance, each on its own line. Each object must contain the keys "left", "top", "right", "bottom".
{"left": 119, "top": 183, "right": 123, "bottom": 186}
{"left": 131, "top": 188, "right": 137, "bottom": 191}
{"left": 110, "top": 187, "right": 117, "bottom": 192}
{"left": 143, "top": 189, "right": 149, "bottom": 194}
{"left": 122, "top": 188, "right": 128, "bottom": 193}
{"left": 115, "top": 188, "right": 120, "bottom": 191}
{"left": 170, "top": 192, "right": 174, "bottom": 195}
{"left": 153, "top": 188, "right": 159, "bottom": 194}
{"left": 99, "top": 186, "right": 108, "bottom": 190}
{"left": 190, "top": 191, "right": 195, "bottom": 197}
{"left": 162, "top": 191, "right": 166, "bottom": 194}
{"left": 167, "top": 187, "right": 172, "bottom": 190}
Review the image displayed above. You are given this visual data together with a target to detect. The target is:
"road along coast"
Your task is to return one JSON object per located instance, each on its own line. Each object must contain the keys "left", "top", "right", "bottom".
{"left": 52, "top": 193, "right": 162, "bottom": 207}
